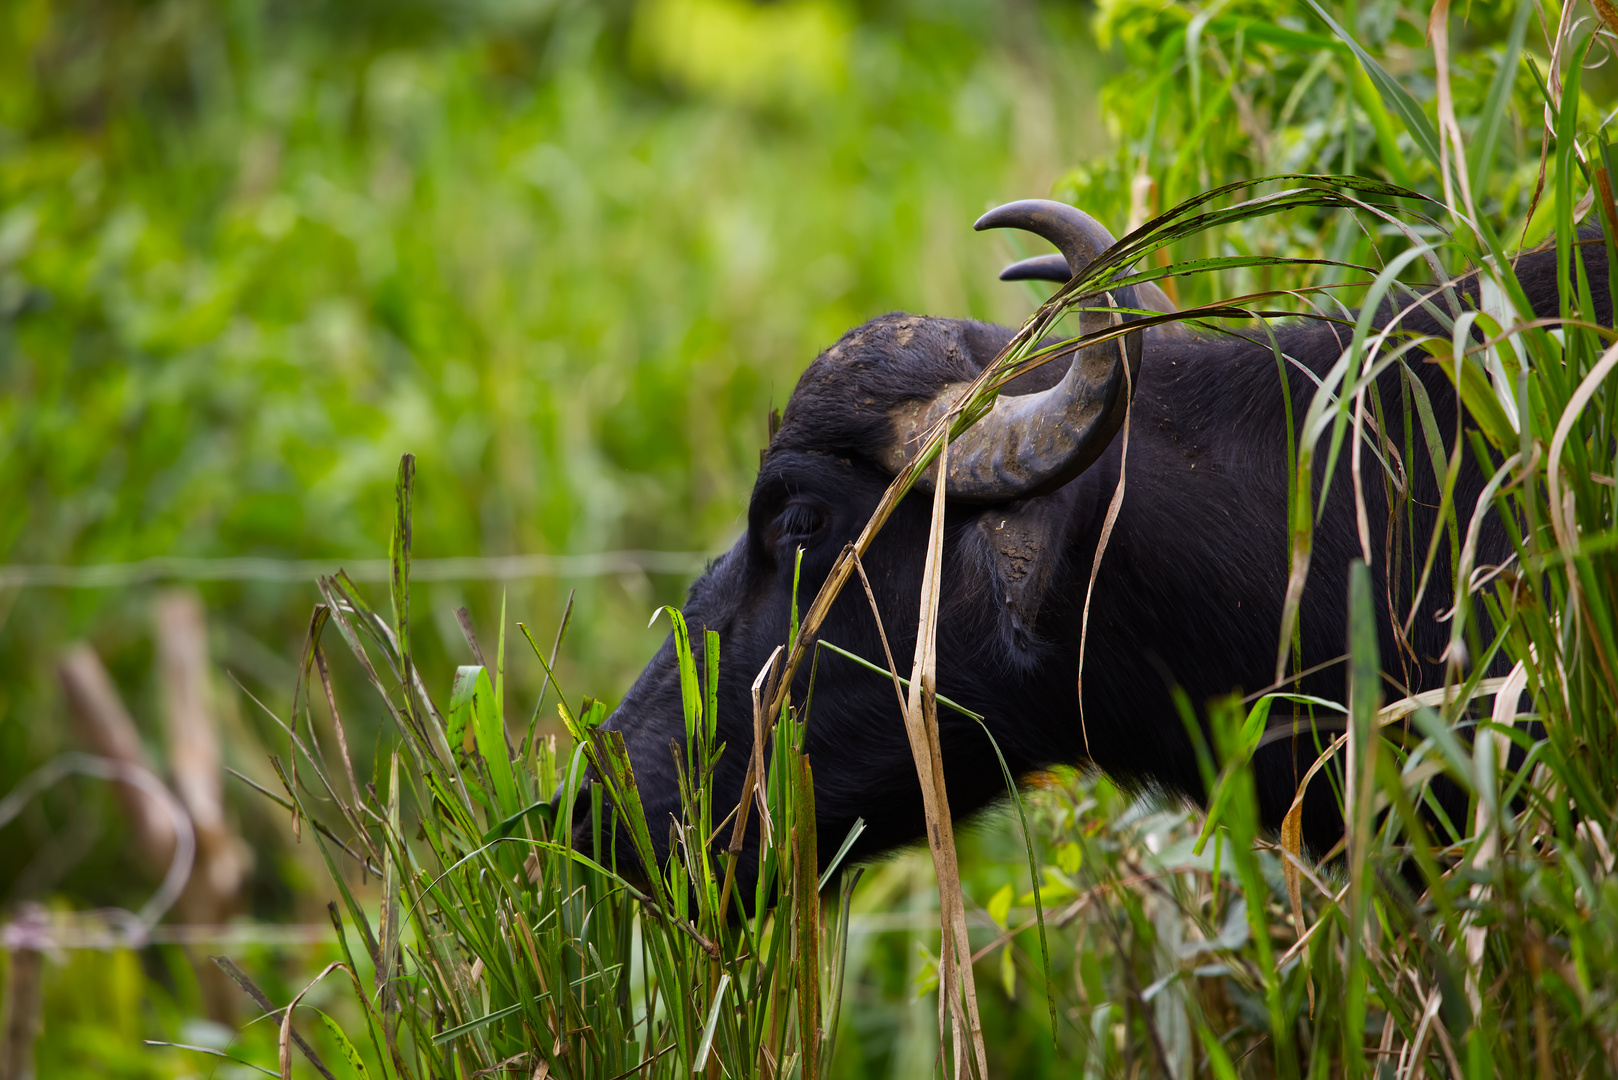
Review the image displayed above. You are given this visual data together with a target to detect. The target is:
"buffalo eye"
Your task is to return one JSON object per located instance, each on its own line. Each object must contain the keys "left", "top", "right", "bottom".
{"left": 768, "top": 500, "right": 828, "bottom": 549}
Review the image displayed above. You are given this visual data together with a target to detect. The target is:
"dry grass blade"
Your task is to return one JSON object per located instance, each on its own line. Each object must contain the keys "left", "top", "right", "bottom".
{"left": 453, "top": 606, "right": 488, "bottom": 668}
{"left": 899, "top": 439, "right": 987, "bottom": 1079}
{"left": 850, "top": 551, "right": 910, "bottom": 720}
{"left": 210, "top": 956, "right": 338, "bottom": 1080}
{"left": 1076, "top": 300, "right": 1134, "bottom": 758}
{"left": 312, "top": 642, "right": 365, "bottom": 822}
{"left": 1278, "top": 806, "right": 1311, "bottom": 1013}
{"left": 750, "top": 646, "right": 783, "bottom": 847}
{"left": 1462, "top": 660, "right": 1528, "bottom": 1016}
{"left": 273, "top": 961, "right": 355, "bottom": 1080}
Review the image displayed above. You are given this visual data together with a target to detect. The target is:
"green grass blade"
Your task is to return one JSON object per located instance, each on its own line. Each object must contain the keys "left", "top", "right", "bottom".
{"left": 1305, "top": 1, "right": 1442, "bottom": 175}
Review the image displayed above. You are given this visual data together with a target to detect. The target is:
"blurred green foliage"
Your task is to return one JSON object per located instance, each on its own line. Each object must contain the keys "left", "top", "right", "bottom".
{"left": 1060, "top": 0, "right": 1560, "bottom": 306}
{"left": 1, "top": 0, "right": 1101, "bottom": 913}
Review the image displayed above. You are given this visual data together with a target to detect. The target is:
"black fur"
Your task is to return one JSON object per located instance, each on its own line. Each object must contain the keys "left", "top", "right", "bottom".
{"left": 595, "top": 237, "right": 1610, "bottom": 891}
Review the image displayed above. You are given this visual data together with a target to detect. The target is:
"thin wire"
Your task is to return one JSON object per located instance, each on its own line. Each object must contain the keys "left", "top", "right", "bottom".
{"left": 0, "top": 550, "right": 713, "bottom": 589}
{"left": 0, "top": 919, "right": 336, "bottom": 950}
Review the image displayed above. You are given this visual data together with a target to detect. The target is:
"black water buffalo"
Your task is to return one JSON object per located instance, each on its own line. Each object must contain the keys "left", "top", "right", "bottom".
{"left": 595, "top": 200, "right": 1606, "bottom": 883}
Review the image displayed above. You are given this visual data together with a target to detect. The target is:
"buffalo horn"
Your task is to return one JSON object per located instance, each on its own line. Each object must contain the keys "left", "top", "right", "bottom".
{"left": 881, "top": 200, "right": 1145, "bottom": 503}
{"left": 1000, "top": 252, "right": 1181, "bottom": 323}
{"left": 998, "top": 252, "right": 1073, "bottom": 283}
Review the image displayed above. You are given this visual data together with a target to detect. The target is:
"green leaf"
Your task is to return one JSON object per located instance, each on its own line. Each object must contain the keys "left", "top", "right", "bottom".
{"left": 578, "top": 697, "right": 608, "bottom": 731}
{"left": 1238, "top": 695, "right": 1274, "bottom": 748}
{"left": 793, "top": 752, "right": 821, "bottom": 1079}
{"left": 662, "top": 606, "right": 700, "bottom": 754}
{"left": 378, "top": 752, "right": 401, "bottom": 1009}
{"left": 1348, "top": 559, "right": 1381, "bottom": 753}
{"left": 1306, "top": 0, "right": 1442, "bottom": 175}
{"left": 818, "top": 816, "right": 866, "bottom": 892}
{"left": 1198, "top": 1026, "right": 1241, "bottom": 1080}
{"left": 145, "top": 1043, "right": 279, "bottom": 1078}
{"left": 451, "top": 663, "right": 519, "bottom": 815}
{"left": 1207, "top": 15, "right": 1346, "bottom": 57}
{"left": 481, "top": 798, "right": 556, "bottom": 844}
{"left": 999, "top": 943, "right": 1017, "bottom": 999}
{"left": 592, "top": 727, "right": 669, "bottom": 910}
{"left": 1344, "top": 558, "right": 1381, "bottom": 1064}
{"left": 1056, "top": 842, "right": 1083, "bottom": 876}
{"left": 987, "top": 882, "right": 1014, "bottom": 929}
{"left": 789, "top": 545, "right": 804, "bottom": 651}
{"left": 1409, "top": 706, "right": 1476, "bottom": 795}
{"left": 1469, "top": 0, "right": 1533, "bottom": 193}
{"left": 1443, "top": 349, "right": 1519, "bottom": 449}
{"left": 448, "top": 664, "right": 482, "bottom": 753}
{"left": 316, "top": 1010, "right": 374, "bottom": 1080}
{"left": 693, "top": 973, "right": 731, "bottom": 1073}
{"left": 1192, "top": 696, "right": 1272, "bottom": 856}
{"left": 703, "top": 627, "right": 720, "bottom": 749}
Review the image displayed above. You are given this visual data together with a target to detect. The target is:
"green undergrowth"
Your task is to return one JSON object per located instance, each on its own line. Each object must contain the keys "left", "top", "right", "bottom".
{"left": 262, "top": 454, "right": 857, "bottom": 1078}
{"left": 940, "top": 2, "right": 1618, "bottom": 1075}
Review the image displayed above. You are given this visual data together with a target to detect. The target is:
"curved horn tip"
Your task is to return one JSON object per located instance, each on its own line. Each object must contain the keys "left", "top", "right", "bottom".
{"left": 998, "top": 253, "right": 1073, "bottom": 283}
{"left": 974, "top": 198, "right": 1074, "bottom": 233}
{"left": 973, "top": 199, "right": 1120, "bottom": 277}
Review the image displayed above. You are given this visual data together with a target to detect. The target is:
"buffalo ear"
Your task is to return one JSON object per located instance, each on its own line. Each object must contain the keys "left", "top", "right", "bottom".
{"left": 973, "top": 483, "right": 1082, "bottom": 658}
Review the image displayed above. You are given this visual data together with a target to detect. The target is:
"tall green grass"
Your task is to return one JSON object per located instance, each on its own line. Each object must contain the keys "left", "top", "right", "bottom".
{"left": 269, "top": 454, "right": 858, "bottom": 1078}
{"left": 927, "top": 2, "right": 1618, "bottom": 1075}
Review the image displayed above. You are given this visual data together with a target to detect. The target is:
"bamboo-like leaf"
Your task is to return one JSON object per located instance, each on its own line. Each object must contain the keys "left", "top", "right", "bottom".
{"left": 471, "top": 663, "right": 519, "bottom": 817}
{"left": 1469, "top": 1, "right": 1533, "bottom": 192}
{"left": 1306, "top": 1, "right": 1443, "bottom": 175}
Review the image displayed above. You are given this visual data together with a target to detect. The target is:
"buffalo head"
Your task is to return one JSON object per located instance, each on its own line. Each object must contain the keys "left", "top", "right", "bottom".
{"left": 587, "top": 201, "right": 1176, "bottom": 881}
{"left": 583, "top": 197, "right": 1523, "bottom": 891}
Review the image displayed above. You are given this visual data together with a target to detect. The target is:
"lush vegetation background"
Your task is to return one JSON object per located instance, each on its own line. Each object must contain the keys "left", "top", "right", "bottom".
{"left": 2, "top": 0, "right": 1102, "bottom": 915}
{"left": 3, "top": 0, "right": 1611, "bottom": 1077}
